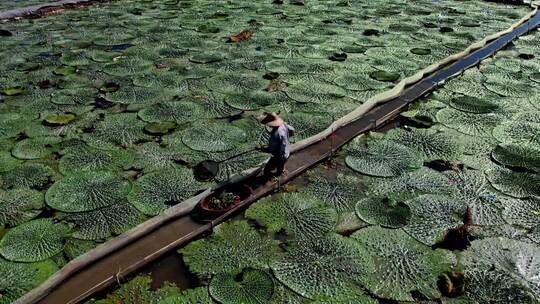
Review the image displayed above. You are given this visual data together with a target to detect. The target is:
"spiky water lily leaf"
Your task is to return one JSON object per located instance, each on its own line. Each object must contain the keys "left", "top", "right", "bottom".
{"left": 0, "top": 163, "right": 53, "bottom": 189}
{"left": 355, "top": 197, "right": 411, "bottom": 228}
{"left": 271, "top": 234, "right": 372, "bottom": 299}
{"left": 181, "top": 221, "right": 279, "bottom": 277}
{"left": 279, "top": 111, "right": 332, "bottom": 141}
{"left": 492, "top": 120, "right": 540, "bottom": 146}
{"left": 182, "top": 124, "right": 246, "bottom": 152}
{"left": 448, "top": 95, "right": 499, "bottom": 114}
{"left": 301, "top": 173, "right": 363, "bottom": 212}
{"left": 404, "top": 194, "right": 466, "bottom": 245}
{"left": 445, "top": 169, "right": 505, "bottom": 225}
{"left": 486, "top": 166, "right": 540, "bottom": 198}
{"left": 492, "top": 143, "right": 540, "bottom": 173}
{"left": 12, "top": 136, "right": 62, "bottom": 160}
{"left": 209, "top": 149, "right": 268, "bottom": 182}
{"left": 46, "top": 171, "right": 131, "bottom": 212}
{"left": 0, "top": 188, "right": 43, "bottom": 227}
{"left": 107, "top": 275, "right": 174, "bottom": 304}
{"left": 286, "top": 81, "right": 346, "bottom": 104}
{"left": 85, "top": 113, "right": 150, "bottom": 149}
{"left": 385, "top": 128, "right": 462, "bottom": 161}
{"left": 0, "top": 258, "right": 58, "bottom": 303}
{"left": 128, "top": 168, "right": 208, "bottom": 216}
{"left": 159, "top": 287, "right": 213, "bottom": 304}
{"left": 138, "top": 101, "right": 205, "bottom": 123}
{"left": 63, "top": 238, "right": 97, "bottom": 260}
{"left": 484, "top": 76, "right": 533, "bottom": 98}
{"left": 0, "top": 113, "right": 29, "bottom": 139}
{"left": 368, "top": 167, "right": 455, "bottom": 201}
{"left": 333, "top": 73, "right": 389, "bottom": 91}
{"left": 206, "top": 73, "right": 268, "bottom": 94}
{"left": 0, "top": 151, "right": 21, "bottom": 172}
{"left": 103, "top": 57, "right": 152, "bottom": 77}
{"left": 436, "top": 108, "right": 503, "bottom": 137}
{"left": 106, "top": 86, "right": 166, "bottom": 105}
{"left": 345, "top": 140, "right": 422, "bottom": 177}
{"left": 190, "top": 52, "right": 225, "bottom": 64}
{"left": 59, "top": 201, "right": 145, "bottom": 240}
{"left": 132, "top": 142, "right": 187, "bottom": 173}
{"left": 209, "top": 269, "right": 274, "bottom": 304}
{"left": 444, "top": 69, "right": 486, "bottom": 97}
{"left": 222, "top": 90, "right": 285, "bottom": 111}
{"left": 352, "top": 226, "right": 456, "bottom": 301}
{"left": 501, "top": 197, "right": 539, "bottom": 234}
{"left": 59, "top": 145, "right": 134, "bottom": 174}
{"left": 461, "top": 238, "right": 540, "bottom": 302}
{"left": 246, "top": 192, "right": 337, "bottom": 239}
{"left": 0, "top": 218, "right": 69, "bottom": 262}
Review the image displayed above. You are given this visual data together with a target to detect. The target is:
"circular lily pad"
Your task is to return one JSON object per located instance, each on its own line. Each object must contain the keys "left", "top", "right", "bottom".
{"left": 369, "top": 70, "right": 400, "bottom": 82}
{"left": 0, "top": 188, "right": 44, "bottom": 227}
{"left": 448, "top": 95, "right": 498, "bottom": 114}
{"left": 46, "top": 171, "right": 131, "bottom": 212}
{"left": 44, "top": 114, "right": 77, "bottom": 125}
{"left": 410, "top": 48, "right": 431, "bottom": 55}
{"left": 355, "top": 197, "right": 410, "bottom": 228}
{"left": 53, "top": 65, "right": 77, "bottom": 76}
{"left": 0, "top": 163, "right": 53, "bottom": 189}
{"left": 345, "top": 140, "right": 422, "bottom": 177}
{"left": 182, "top": 124, "right": 246, "bottom": 152}
{"left": 209, "top": 269, "right": 274, "bottom": 304}
{"left": 1, "top": 86, "right": 25, "bottom": 96}
{"left": 144, "top": 121, "right": 177, "bottom": 135}
{"left": 0, "top": 218, "right": 70, "bottom": 262}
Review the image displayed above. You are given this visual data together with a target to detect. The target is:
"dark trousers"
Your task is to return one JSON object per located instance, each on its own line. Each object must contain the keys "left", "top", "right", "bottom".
{"left": 263, "top": 156, "right": 287, "bottom": 178}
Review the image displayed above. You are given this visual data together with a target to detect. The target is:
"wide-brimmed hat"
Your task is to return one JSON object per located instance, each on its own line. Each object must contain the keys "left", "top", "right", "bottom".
{"left": 258, "top": 112, "right": 284, "bottom": 127}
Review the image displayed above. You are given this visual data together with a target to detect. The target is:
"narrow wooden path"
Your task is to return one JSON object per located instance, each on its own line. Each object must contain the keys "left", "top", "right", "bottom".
{"left": 16, "top": 9, "right": 540, "bottom": 304}
{"left": 0, "top": 0, "right": 109, "bottom": 20}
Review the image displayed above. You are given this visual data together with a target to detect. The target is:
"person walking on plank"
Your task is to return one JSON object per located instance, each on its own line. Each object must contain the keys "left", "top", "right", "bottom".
{"left": 256, "top": 112, "right": 295, "bottom": 180}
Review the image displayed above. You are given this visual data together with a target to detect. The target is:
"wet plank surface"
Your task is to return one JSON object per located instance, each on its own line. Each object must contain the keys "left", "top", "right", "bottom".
{"left": 35, "top": 10, "right": 540, "bottom": 304}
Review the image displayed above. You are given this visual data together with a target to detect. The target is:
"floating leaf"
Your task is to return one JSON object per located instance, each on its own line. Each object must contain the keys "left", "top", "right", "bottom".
{"left": 44, "top": 114, "right": 77, "bottom": 125}
{"left": 128, "top": 168, "right": 208, "bottom": 216}
{"left": 0, "top": 258, "right": 58, "bottom": 303}
{"left": 84, "top": 113, "right": 150, "bottom": 149}
{"left": 404, "top": 194, "right": 466, "bottom": 245}
{"left": 106, "top": 86, "right": 165, "bottom": 105}
{"left": 59, "top": 145, "right": 133, "bottom": 174}
{"left": 448, "top": 95, "right": 498, "bottom": 114}
{"left": 486, "top": 165, "right": 540, "bottom": 198}
{"left": 132, "top": 142, "right": 187, "bottom": 173}
{"left": 444, "top": 169, "right": 505, "bottom": 225}
{"left": 271, "top": 234, "right": 372, "bottom": 299}
{"left": 246, "top": 192, "right": 337, "bottom": 239}
{"left": 501, "top": 197, "right": 539, "bottom": 234}
{"left": 492, "top": 143, "right": 540, "bottom": 173}
{"left": 206, "top": 73, "right": 268, "bottom": 94}
{"left": 492, "top": 120, "right": 540, "bottom": 146}
{"left": 63, "top": 238, "right": 97, "bottom": 260}
{"left": 368, "top": 167, "right": 455, "bottom": 201}
{"left": 53, "top": 65, "right": 77, "bottom": 76}
{"left": 0, "top": 218, "right": 69, "bottom": 262}
{"left": 209, "top": 269, "right": 274, "bottom": 304}
{"left": 59, "top": 201, "right": 145, "bottom": 240}
{"left": 352, "top": 226, "right": 456, "bottom": 301}
{"left": 182, "top": 124, "right": 246, "bottom": 152}
{"left": 181, "top": 221, "right": 279, "bottom": 277}
{"left": 0, "top": 188, "right": 43, "bottom": 227}
{"left": 355, "top": 197, "right": 410, "bottom": 228}
{"left": 369, "top": 70, "right": 400, "bottom": 82}
{"left": 385, "top": 127, "right": 462, "bottom": 161}
{"left": 160, "top": 287, "right": 213, "bottom": 304}
{"left": 286, "top": 81, "right": 346, "bottom": 104}
{"left": 345, "top": 140, "right": 421, "bottom": 177}
{"left": 0, "top": 163, "right": 53, "bottom": 189}
{"left": 138, "top": 101, "right": 204, "bottom": 124}
{"left": 1, "top": 86, "right": 25, "bottom": 96}
{"left": 46, "top": 171, "right": 131, "bottom": 212}
{"left": 436, "top": 108, "right": 503, "bottom": 137}
{"left": 461, "top": 238, "right": 540, "bottom": 302}
{"left": 12, "top": 136, "right": 62, "bottom": 160}
{"left": 301, "top": 173, "right": 363, "bottom": 212}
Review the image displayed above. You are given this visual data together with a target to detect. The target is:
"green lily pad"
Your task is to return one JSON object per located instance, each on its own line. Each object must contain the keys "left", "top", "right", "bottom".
{"left": 369, "top": 70, "right": 400, "bottom": 82}
{"left": 53, "top": 65, "right": 77, "bottom": 76}
{"left": 44, "top": 114, "right": 77, "bottom": 125}
{"left": 1, "top": 86, "right": 25, "bottom": 96}
{"left": 355, "top": 197, "right": 411, "bottom": 228}
{"left": 209, "top": 269, "right": 274, "bottom": 304}
{"left": 410, "top": 48, "right": 431, "bottom": 55}
{"left": 144, "top": 121, "right": 177, "bottom": 135}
